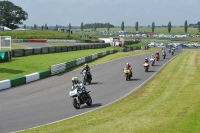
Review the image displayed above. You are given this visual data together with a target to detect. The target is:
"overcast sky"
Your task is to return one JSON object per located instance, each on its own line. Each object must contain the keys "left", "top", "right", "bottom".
{"left": 9, "top": 0, "right": 200, "bottom": 27}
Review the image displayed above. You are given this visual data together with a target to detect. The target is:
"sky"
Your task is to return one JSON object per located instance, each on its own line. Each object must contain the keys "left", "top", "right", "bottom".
{"left": 9, "top": 0, "right": 200, "bottom": 27}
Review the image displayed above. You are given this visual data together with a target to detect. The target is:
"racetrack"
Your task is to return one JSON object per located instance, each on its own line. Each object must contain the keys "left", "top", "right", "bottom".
{"left": 0, "top": 49, "right": 182, "bottom": 133}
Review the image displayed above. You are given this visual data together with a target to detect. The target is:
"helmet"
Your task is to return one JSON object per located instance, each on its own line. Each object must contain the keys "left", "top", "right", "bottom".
{"left": 157, "top": 51, "right": 159, "bottom": 53}
{"left": 152, "top": 54, "right": 154, "bottom": 56}
{"left": 126, "top": 63, "right": 129, "bottom": 65}
{"left": 72, "top": 77, "right": 78, "bottom": 84}
{"left": 85, "top": 63, "right": 88, "bottom": 67}
{"left": 145, "top": 58, "right": 148, "bottom": 60}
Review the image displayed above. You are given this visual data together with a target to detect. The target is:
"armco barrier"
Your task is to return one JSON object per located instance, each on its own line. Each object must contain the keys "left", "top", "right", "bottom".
{"left": 0, "top": 80, "right": 11, "bottom": 90}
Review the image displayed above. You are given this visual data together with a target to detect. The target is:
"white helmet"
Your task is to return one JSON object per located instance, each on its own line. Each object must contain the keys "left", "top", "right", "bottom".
{"left": 126, "top": 63, "right": 129, "bottom": 65}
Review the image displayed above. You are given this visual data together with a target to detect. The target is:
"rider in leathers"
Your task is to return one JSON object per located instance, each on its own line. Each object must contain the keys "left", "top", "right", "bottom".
{"left": 71, "top": 77, "right": 89, "bottom": 97}
{"left": 125, "top": 63, "right": 132, "bottom": 77}
{"left": 82, "top": 63, "right": 92, "bottom": 80}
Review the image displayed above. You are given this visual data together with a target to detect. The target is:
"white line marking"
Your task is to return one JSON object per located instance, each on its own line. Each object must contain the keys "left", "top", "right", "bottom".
{"left": 13, "top": 51, "right": 181, "bottom": 133}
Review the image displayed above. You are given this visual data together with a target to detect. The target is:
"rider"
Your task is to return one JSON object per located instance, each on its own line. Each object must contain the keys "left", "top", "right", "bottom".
{"left": 82, "top": 63, "right": 92, "bottom": 80}
{"left": 71, "top": 77, "right": 89, "bottom": 96}
{"left": 143, "top": 58, "right": 150, "bottom": 68}
{"left": 150, "top": 54, "right": 155, "bottom": 59}
{"left": 155, "top": 51, "right": 160, "bottom": 58}
{"left": 125, "top": 63, "right": 132, "bottom": 77}
{"left": 172, "top": 47, "right": 175, "bottom": 52}
{"left": 162, "top": 48, "right": 166, "bottom": 55}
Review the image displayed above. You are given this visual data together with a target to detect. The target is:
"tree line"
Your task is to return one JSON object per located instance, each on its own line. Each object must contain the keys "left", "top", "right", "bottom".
{"left": 1, "top": 1, "right": 200, "bottom": 33}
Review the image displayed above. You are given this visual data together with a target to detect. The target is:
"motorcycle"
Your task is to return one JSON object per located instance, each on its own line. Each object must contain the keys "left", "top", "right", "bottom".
{"left": 123, "top": 68, "right": 132, "bottom": 81}
{"left": 155, "top": 54, "right": 159, "bottom": 61}
{"left": 162, "top": 53, "right": 166, "bottom": 59}
{"left": 149, "top": 58, "right": 155, "bottom": 66}
{"left": 168, "top": 49, "right": 171, "bottom": 53}
{"left": 81, "top": 70, "right": 92, "bottom": 85}
{"left": 171, "top": 50, "right": 174, "bottom": 55}
{"left": 143, "top": 62, "right": 149, "bottom": 72}
{"left": 69, "top": 84, "right": 92, "bottom": 109}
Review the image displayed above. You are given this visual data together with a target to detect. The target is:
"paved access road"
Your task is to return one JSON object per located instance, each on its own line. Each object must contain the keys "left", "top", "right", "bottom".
{"left": 0, "top": 48, "right": 182, "bottom": 133}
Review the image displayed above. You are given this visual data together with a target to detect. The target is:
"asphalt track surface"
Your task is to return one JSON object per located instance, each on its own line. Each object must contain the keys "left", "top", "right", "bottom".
{"left": 0, "top": 48, "right": 182, "bottom": 133}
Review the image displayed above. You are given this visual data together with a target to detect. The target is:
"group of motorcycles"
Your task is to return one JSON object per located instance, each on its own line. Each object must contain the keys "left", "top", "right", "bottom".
{"left": 69, "top": 47, "right": 177, "bottom": 109}
{"left": 124, "top": 47, "right": 177, "bottom": 80}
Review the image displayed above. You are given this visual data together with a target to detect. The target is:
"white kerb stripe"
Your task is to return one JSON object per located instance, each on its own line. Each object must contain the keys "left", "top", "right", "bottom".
{"left": 0, "top": 79, "right": 11, "bottom": 90}
{"left": 25, "top": 72, "right": 40, "bottom": 83}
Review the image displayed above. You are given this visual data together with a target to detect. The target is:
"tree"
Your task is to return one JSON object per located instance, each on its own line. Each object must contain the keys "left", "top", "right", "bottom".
{"left": 69, "top": 23, "right": 71, "bottom": 30}
{"left": 45, "top": 24, "right": 47, "bottom": 30}
{"left": 107, "top": 22, "right": 110, "bottom": 31}
{"left": 83, "top": 23, "right": 114, "bottom": 29}
{"left": 0, "top": 1, "right": 28, "bottom": 30}
{"left": 152, "top": 22, "right": 155, "bottom": 33}
{"left": 135, "top": 21, "right": 139, "bottom": 32}
{"left": 197, "top": 22, "right": 200, "bottom": 33}
{"left": 81, "top": 22, "right": 83, "bottom": 31}
{"left": 121, "top": 21, "right": 124, "bottom": 31}
{"left": 168, "top": 21, "right": 172, "bottom": 33}
{"left": 94, "top": 22, "right": 96, "bottom": 31}
{"left": 55, "top": 24, "right": 58, "bottom": 31}
{"left": 184, "top": 20, "right": 188, "bottom": 33}
{"left": 34, "top": 24, "right": 37, "bottom": 29}
{"left": 24, "top": 24, "right": 26, "bottom": 29}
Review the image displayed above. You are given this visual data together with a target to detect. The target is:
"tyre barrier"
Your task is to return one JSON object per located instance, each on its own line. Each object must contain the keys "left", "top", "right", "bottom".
{"left": 10, "top": 43, "right": 120, "bottom": 57}
{"left": 50, "top": 49, "right": 118, "bottom": 76}
{"left": 121, "top": 46, "right": 146, "bottom": 52}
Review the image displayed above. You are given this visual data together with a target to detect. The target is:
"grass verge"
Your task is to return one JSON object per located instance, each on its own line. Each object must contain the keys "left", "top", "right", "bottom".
{"left": 0, "top": 47, "right": 159, "bottom": 80}
{"left": 19, "top": 49, "right": 200, "bottom": 133}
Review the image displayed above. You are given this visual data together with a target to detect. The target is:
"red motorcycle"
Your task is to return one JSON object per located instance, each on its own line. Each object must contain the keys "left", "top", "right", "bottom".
{"left": 155, "top": 54, "right": 159, "bottom": 61}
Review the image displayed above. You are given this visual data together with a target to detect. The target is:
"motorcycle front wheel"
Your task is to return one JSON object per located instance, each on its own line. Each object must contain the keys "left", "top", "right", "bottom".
{"left": 125, "top": 74, "right": 129, "bottom": 81}
{"left": 86, "top": 94, "right": 92, "bottom": 106}
{"left": 83, "top": 78, "right": 86, "bottom": 85}
{"left": 72, "top": 98, "right": 81, "bottom": 109}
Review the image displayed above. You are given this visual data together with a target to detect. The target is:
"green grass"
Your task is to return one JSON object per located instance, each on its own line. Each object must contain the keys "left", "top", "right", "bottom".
{"left": 19, "top": 49, "right": 200, "bottom": 133}
{"left": 0, "top": 30, "right": 83, "bottom": 39}
{"left": 0, "top": 47, "right": 158, "bottom": 81}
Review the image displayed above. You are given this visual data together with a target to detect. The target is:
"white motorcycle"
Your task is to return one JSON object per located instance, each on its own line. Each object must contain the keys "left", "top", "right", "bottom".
{"left": 69, "top": 83, "right": 92, "bottom": 109}
{"left": 149, "top": 57, "right": 155, "bottom": 66}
